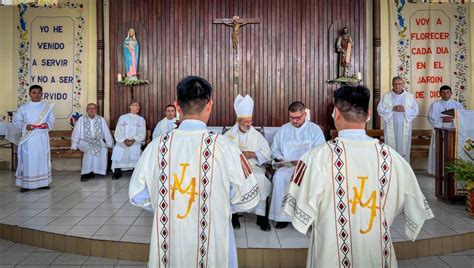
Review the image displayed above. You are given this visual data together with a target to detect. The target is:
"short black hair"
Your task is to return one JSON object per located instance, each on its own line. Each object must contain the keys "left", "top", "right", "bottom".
{"left": 29, "top": 84, "right": 43, "bottom": 93}
{"left": 392, "top": 76, "right": 403, "bottom": 83}
{"left": 333, "top": 85, "right": 370, "bottom": 123}
{"left": 176, "top": 76, "right": 212, "bottom": 115}
{"left": 165, "top": 104, "right": 176, "bottom": 110}
{"left": 288, "top": 101, "right": 305, "bottom": 113}
{"left": 439, "top": 85, "right": 452, "bottom": 92}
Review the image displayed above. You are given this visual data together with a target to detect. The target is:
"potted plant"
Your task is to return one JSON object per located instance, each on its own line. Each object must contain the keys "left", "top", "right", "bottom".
{"left": 446, "top": 158, "right": 474, "bottom": 216}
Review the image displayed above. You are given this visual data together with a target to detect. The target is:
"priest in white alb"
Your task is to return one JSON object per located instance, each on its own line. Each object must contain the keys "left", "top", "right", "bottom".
{"left": 269, "top": 101, "right": 325, "bottom": 229}
{"left": 13, "top": 85, "right": 55, "bottom": 193}
{"left": 224, "top": 94, "right": 272, "bottom": 231}
{"left": 427, "top": 85, "right": 464, "bottom": 175}
{"left": 152, "top": 104, "right": 177, "bottom": 139}
{"left": 377, "top": 76, "right": 419, "bottom": 162}
{"left": 71, "top": 103, "right": 114, "bottom": 182}
{"left": 129, "top": 76, "right": 259, "bottom": 268}
{"left": 283, "top": 85, "right": 434, "bottom": 267}
{"left": 111, "top": 101, "right": 146, "bottom": 180}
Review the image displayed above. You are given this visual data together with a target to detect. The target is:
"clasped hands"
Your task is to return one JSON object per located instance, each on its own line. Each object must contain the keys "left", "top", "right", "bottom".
{"left": 442, "top": 117, "right": 453, "bottom": 123}
{"left": 124, "top": 139, "right": 135, "bottom": 146}
{"left": 242, "top": 151, "right": 256, "bottom": 160}
{"left": 392, "top": 105, "right": 405, "bottom": 112}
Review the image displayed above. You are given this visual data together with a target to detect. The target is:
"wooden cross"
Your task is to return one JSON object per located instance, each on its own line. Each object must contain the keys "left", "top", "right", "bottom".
{"left": 213, "top": 16, "right": 260, "bottom": 89}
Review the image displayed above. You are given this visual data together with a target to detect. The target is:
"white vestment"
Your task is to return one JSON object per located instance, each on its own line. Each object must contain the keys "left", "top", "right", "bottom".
{"left": 13, "top": 101, "right": 55, "bottom": 189}
{"left": 111, "top": 113, "right": 146, "bottom": 171}
{"left": 427, "top": 99, "right": 464, "bottom": 175}
{"left": 152, "top": 117, "right": 177, "bottom": 139}
{"left": 269, "top": 121, "right": 325, "bottom": 222}
{"left": 225, "top": 124, "right": 271, "bottom": 216}
{"left": 129, "top": 120, "right": 259, "bottom": 268}
{"left": 71, "top": 115, "right": 114, "bottom": 175}
{"left": 377, "top": 91, "right": 419, "bottom": 162}
{"left": 283, "top": 130, "right": 434, "bottom": 267}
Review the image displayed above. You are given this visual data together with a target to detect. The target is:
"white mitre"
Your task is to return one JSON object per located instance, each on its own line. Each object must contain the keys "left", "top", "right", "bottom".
{"left": 234, "top": 94, "right": 254, "bottom": 119}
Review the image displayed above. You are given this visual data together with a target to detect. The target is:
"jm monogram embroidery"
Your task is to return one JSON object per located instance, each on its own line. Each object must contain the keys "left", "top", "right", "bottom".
{"left": 349, "top": 176, "right": 379, "bottom": 234}
{"left": 171, "top": 163, "right": 199, "bottom": 219}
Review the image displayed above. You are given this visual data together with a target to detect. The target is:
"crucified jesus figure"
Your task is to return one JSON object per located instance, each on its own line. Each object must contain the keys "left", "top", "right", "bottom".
{"left": 213, "top": 16, "right": 260, "bottom": 50}
{"left": 228, "top": 16, "right": 249, "bottom": 50}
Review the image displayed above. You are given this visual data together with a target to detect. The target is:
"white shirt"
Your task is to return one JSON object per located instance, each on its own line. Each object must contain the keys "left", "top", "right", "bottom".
{"left": 271, "top": 121, "right": 326, "bottom": 161}
{"left": 152, "top": 117, "right": 177, "bottom": 139}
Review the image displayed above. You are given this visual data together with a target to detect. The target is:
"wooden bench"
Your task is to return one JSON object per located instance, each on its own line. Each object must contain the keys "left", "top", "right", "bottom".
{"left": 11, "top": 129, "right": 153, "bottom": 170}
{"left": 49, "top": 130, "right": 83, "bottom": 158}
{"left": 49, "top": 129, "right": 153, "bottom": 159}
{"left": 329, "top": 129, "right": 431, "bottom": 159}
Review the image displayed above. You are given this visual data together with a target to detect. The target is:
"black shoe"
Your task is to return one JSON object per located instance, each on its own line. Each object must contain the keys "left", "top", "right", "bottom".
{"left": 275, "top": 222, "right": 289, "bottom": 229}
{"left": 112, "top": 169, "right": 122, "bottom": 180}
{"left": 89, "top": 172, "right": 95, "bottom": 178}
{"left": 80, "top": 174, "right": 89, "bottom": 182}
{"left": 38, "top": 186, "right": 50, "bottom": 190}
{"left": 257, "top": 215, "right": 271, "bottom": 231}
{"left": 231, "top": 213, "right": 241, "bottom": 229}
{"left": 20, "top": 188, "right": 29, "bottom": 193}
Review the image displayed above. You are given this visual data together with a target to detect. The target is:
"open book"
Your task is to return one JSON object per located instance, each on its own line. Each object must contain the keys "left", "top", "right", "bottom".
{"left": 441, "top": 108, "right": 455, "bottom": 117}
{"left": 272, "top": 160, "right": 294, "bottom": 169}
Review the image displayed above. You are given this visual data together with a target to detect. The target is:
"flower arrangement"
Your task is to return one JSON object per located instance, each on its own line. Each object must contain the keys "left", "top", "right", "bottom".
{"left": 118, "top": 77, "right": 150, "bottom": 86}
{"left": 446, "top": 158, "right": 474, "bottom": 215}
{"left": 68, "top": 112, "right": 82, "bottom": 129}
{"left": 446, "top": 158, "right": 474, "bottom": 191}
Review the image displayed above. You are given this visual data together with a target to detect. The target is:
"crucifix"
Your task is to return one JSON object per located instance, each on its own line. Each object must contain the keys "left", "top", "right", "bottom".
{"left": 213, "top": 16, "right": 260, "bottom": 90}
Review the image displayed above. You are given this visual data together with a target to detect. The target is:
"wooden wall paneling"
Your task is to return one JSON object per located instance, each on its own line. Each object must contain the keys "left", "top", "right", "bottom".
{"left": 108, "top": 0, "right": 367, "bottom": 132}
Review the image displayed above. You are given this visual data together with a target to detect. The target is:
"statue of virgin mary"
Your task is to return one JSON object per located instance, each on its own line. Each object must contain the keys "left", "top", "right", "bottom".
{"left": 124, "top": 28, "right": 139, "bottom": 79}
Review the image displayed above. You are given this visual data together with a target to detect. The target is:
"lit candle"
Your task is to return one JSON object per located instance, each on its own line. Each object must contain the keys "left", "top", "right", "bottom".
{"left": 356, "top": 72, "right": 362, "bottom": 80}
{"left": 117, "top": 73, "right": 122, "bottom": 82}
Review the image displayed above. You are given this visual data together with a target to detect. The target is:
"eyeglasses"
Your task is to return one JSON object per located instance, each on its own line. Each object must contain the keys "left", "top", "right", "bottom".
{"left": 289, "top": 113, "right": 305, "bottom": 121}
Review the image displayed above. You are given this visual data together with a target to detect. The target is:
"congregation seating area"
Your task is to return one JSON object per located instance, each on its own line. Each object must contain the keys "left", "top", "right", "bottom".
{"left": 10, "top": 130, "right": 154, "bottom": 171}
{"left": 9, "top": 126, "right": 430, "bottom": 170}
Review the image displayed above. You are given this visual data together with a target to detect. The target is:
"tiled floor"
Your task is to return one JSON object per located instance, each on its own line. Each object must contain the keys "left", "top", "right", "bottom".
{"left": 397, "top": 249, "right": 474, "bottom": 268}
{"left": 0, "top": 238, "right": 147, "bottom": 267}
{"left": 0, "top": 170, "right": 473, "bottom": 249}
{"left": 0, "top": 237, "right": 472, "bottom": 267}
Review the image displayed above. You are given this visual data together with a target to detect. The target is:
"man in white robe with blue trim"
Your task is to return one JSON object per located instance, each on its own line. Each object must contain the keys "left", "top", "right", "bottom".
{"left": 269, "top": 101, "right": 325, "bottom": 229}
{"left": 225, "top": 94, "right": 272, "bottom": 231}
{"left": 377, "top": 76, "right": 419, "bottom": 163}
{"left": 427, "top": 85, "right": 464, "bottom": 175}
{"left": 111, "top": 101, "right": 146, "bottom": 179}
{"left": 283, "top": 85, "right": 434, "bottom": 267}
{"left": 129, "top": 76, "right": 259, "bottom": 268}
{"left": 13, "top": 85, "right": 55, "bottom": 193}
{"left": 71, "top": 103, "right": 114, "bottom": 181}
